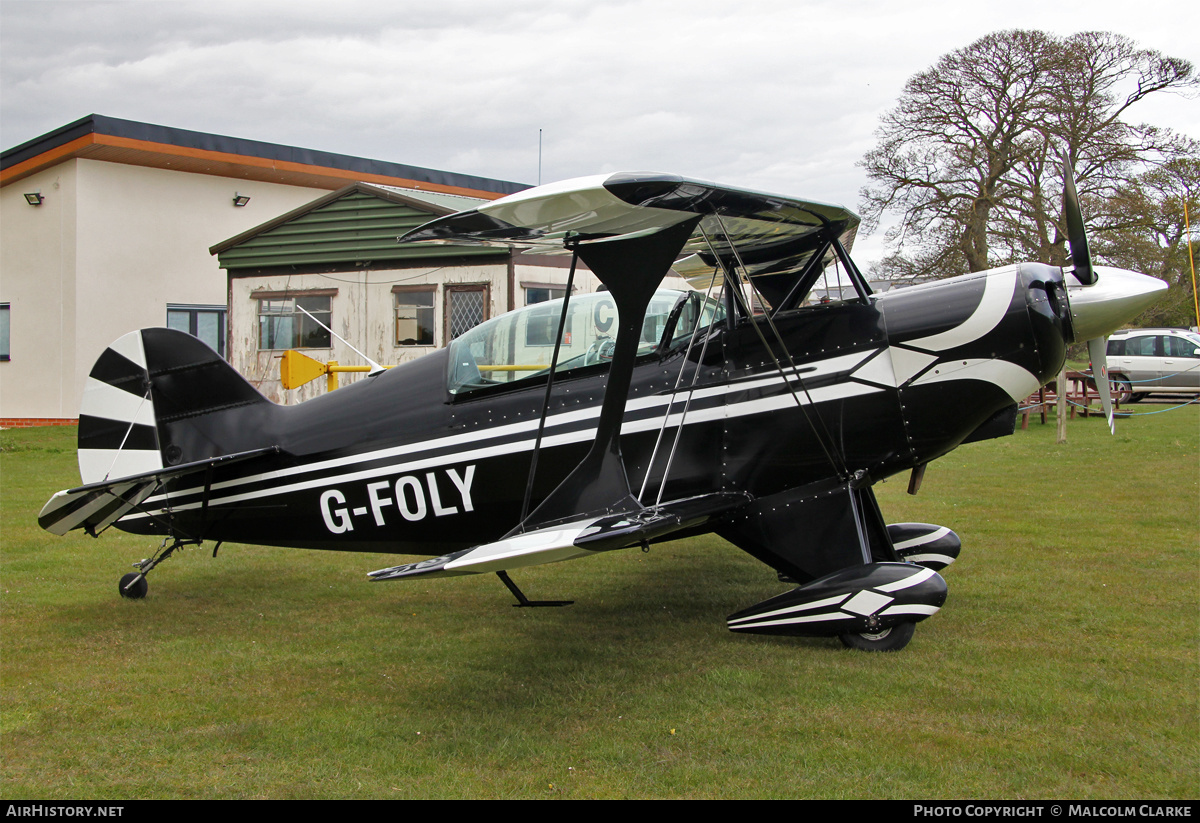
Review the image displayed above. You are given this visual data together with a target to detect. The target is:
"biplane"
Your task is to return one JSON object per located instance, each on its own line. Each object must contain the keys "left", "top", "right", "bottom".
{"left": 38, "top": 169, "right": 1165, "bottom": 650}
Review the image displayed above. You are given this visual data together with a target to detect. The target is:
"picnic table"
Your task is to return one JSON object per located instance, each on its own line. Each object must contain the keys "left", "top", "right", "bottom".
{"left": 1020, "top": 370, "right": 1113, "bottom": 428}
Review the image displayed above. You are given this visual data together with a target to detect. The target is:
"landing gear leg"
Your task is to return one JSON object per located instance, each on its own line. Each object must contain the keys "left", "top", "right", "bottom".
{"left": 117, "top": 537, "right": 198, "bottom": 600}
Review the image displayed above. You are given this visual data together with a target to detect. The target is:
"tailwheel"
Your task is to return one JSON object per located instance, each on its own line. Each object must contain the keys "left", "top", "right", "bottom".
{"left": 838, "top": 621, "right": 915, "bottom": 652}
{"left": 117, "top": 536, "right": 199, "bottom": 600}
{"left": 119, "top": 572, "right": 148, "bottom": 600}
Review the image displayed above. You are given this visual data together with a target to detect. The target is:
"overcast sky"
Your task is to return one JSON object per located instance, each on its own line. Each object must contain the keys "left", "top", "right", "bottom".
{"left": 2, "top": 0, "right": 1196, "bottom": 264}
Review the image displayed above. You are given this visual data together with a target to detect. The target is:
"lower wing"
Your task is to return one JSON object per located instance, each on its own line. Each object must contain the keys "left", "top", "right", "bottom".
{"left": 369, "top": 491, "right": 750, "bottom": 580}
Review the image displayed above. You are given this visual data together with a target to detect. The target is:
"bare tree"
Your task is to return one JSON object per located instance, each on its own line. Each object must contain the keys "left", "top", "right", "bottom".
{"left": 1090, "top": 152, "right": 1200, "bottom": 327}
{"left": 859, "top": 30, "right": 1196, "bottom": 280}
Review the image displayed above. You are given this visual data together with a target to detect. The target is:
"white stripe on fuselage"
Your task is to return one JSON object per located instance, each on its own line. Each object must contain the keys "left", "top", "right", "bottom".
{"left": 909, "top": 358, "right": 1040, "bottom": 403}
{"left": 135, "top": 350, "right": 875, "bottom": 504}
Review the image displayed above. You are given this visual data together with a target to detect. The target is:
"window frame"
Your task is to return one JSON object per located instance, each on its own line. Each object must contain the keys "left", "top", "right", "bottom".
{"left": 1123, "top": 334, "right": 1159, "bottom": 357}
{"left": 0, "top": 303, "right": 9, "bottom": 362}
{"left": 444, "top": 284, "right": 490, "bottom": 342}
{"left": 1166, "top": 335, "right": 1200, "bottom": 358}
{"left": 166, "top": 303, "right": 227, "bottom": 358}
{"left": 523, "top": 284, "right": 568, "bottom": 306}
{"left": 392, "top": 285, "right": 436, "bottom": 347}
{"left": 254, "top": 289, "right": 336, "bottom": 351}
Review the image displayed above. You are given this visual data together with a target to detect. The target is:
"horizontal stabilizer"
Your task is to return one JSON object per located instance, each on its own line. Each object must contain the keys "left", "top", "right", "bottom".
{"left": 38, "top": 447, "right": 281, "bottom": 536}
{"left": 369, "top": 491, "right": 750, "bottom": 581}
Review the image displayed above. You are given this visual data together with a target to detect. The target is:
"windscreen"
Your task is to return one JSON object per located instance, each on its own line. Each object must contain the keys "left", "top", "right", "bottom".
{"left": 446, "top": 289, "right": 724, "bottom": 395}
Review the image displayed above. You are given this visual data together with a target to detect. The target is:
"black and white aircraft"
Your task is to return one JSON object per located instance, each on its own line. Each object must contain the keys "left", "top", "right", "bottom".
{"left": 38, "top": 170, "right": 1165, "bottom": 650}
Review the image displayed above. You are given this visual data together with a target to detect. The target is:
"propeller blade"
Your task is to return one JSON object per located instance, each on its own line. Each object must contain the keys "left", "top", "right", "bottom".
{"left": 1087, "top": 336, "right": 1115, "bottom": 434}
{"left": 1062, "top": 159, "right": 1097, "bottom": 286}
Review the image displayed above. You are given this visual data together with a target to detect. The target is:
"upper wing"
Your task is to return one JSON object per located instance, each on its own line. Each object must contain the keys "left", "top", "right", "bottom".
{"left": 401, "top": 172, "right": 860, "bottom": 305}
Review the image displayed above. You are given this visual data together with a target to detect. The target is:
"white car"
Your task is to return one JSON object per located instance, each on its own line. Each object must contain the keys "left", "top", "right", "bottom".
{"left": 1105, "top": 328, "right": 1200, "bottom": 403}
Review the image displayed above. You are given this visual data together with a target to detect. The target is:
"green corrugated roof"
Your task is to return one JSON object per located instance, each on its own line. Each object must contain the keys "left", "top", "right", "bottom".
{"left": 369, "top": 185, "right": 490, "bottom": 213}
{"left": 213, "top": 183, "right": 502, "bottom": 271}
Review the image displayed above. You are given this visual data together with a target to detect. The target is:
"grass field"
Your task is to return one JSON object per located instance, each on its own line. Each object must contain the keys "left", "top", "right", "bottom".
{"left": 2, "top": 408, "right": 1197, "bottom": 799}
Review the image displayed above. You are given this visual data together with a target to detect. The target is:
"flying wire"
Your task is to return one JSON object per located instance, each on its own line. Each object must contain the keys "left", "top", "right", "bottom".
{"left": 636, "top": 264, "right": 724, "bottom": 505}
{"left": 700, "top": 216, "right": 850, "bottom": 480}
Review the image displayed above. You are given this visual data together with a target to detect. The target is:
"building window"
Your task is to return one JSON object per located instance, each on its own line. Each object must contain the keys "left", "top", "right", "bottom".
{"left": 393, "top": 287, "right": 435, "bottom": 346}
{"left": 525, "top": 300, "right": 573, "bottom": 347}
{"left": 525, "top": 286, "right": 567, "bottom": 305}
{"left": 167, "top": 304, "right": 226, "bottom": 357}
{"left": 257, "top": 294, "right": 333, "bottom": 350}
{"left": 0, "top": 303, "right": 9, "bottom": 361}
{"left": 445, "top": 285, "right": 489, "bottom": 341}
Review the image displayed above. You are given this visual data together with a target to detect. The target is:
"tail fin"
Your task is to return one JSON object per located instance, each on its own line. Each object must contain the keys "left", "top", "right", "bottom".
{"left": 77, "top": 329, "right": 274, "bottom": 484}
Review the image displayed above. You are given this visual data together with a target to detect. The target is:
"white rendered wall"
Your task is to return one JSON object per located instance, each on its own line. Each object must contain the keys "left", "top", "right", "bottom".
{"left": 0, "top": 158, "right": 326, "bottom": 419}
{"left": 0, "top": 163, "right": 78, "bottom": 419}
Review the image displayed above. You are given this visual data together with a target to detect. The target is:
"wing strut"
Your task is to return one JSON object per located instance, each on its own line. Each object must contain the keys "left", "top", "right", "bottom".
{"left": 517, "top": 217, "right": 702, "bottom": 529}
{"left": 771, "top": 236, "right": 835, "bottom": 315}
{"left": 518, "top": 243, "right": 581, "bottom": 527}
{"left": 830, "top": 235, "right": 874, "bottom": 302}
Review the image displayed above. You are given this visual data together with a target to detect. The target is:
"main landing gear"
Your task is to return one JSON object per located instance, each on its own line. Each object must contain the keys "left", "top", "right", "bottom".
{"left": 838, "top": 621, "right": 916, "bottom": 652}
{"left": 117, "top": 537, "right": 203, "bottom": 600}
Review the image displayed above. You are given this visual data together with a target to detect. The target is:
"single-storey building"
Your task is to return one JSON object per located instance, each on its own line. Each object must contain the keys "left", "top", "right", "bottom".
{"left": 0, "top": 114, "right": 526, "bottom": 424}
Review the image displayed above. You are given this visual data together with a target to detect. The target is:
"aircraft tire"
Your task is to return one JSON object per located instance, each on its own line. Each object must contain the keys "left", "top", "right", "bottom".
{"left": 838, "top": 621, "right": 914, "bottom": 652}
{"left": 119, "top": 573, "right": 148, "bottom": 600}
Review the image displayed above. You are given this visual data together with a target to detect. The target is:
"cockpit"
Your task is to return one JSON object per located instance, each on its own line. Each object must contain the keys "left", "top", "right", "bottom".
{"left": 446, "top": 288, "right": 725, "bottom": 395}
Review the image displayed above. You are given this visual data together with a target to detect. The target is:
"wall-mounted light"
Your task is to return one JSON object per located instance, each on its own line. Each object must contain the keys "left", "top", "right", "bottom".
{"left": 24, "top": 192, "right": 44, "bottom": 206}
{"left": 232, "top": 193, "right": 250, "bottom": 207}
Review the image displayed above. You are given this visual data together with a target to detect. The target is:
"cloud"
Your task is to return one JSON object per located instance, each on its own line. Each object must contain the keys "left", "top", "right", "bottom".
{"left": 2, "top": 0, "right": 1195, "bottom": 267}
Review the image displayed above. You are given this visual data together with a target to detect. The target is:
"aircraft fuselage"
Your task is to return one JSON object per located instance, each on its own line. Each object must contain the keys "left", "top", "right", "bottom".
{"left": 116, "top": 262, "right": 1066, "bottom": 556}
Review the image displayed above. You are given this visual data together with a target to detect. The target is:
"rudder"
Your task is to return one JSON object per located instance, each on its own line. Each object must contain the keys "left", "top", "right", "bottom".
{"left": 77, "top": 329, "right": 274, "bottom": 484}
